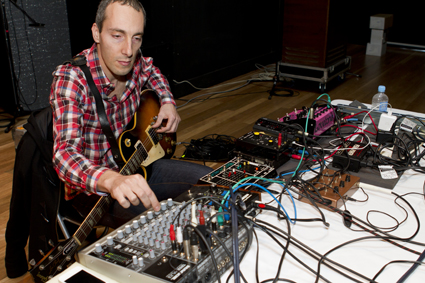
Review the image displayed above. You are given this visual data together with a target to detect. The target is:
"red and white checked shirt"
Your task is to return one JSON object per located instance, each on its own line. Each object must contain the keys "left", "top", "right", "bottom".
{"left": 50, "top": 43, "right": 175, "bottom": 200}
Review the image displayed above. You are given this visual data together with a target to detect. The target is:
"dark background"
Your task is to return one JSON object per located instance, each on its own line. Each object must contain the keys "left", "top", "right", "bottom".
{"left": 1, "top": 0, "right": 423, "bottom": 115}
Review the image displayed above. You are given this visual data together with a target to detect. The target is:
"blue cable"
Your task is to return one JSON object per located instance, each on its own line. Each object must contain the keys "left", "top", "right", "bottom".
{"left": 233, "top": 182, "right": 295, "bottom": 224}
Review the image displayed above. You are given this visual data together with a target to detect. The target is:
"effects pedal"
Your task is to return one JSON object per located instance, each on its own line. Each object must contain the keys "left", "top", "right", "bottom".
{"left": 278, "top": 106, "right": 335, "bottom": 136}
{"left": 294, "top": 168, "right": 360, "bottom": 209}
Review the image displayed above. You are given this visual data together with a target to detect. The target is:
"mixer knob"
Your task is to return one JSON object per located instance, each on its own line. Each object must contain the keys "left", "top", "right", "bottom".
{"left": 161, "top": 202, "right": 167, "bottom": 211}
{"left": 132, "top": 255, "right": 138, "bottom": 265}
{"left": 138, "top": 257, "right": 144, "bottom": 267}
{"left": 149, "top": 249, "right": 155, "bottom": 258}
{"left": 107, "top": 236, "right": 114, "bottom": 246}
{"left": 125, "top": 225, "right": 132, "bottom": 234}
{"left": 140, "top": 215, "right": 147, "bottom": 224}
{"left": 147, "top": 211, "right": 153, "bottom": 220}
{"left": 95, "top": 244, "right": 103, "bottom": 253}
{"left": 167, "top": 198, "right": 173, "bottom": 207}
{"left": 117, "top": 230, "right": 124, "bottom": 239}
{"left": 132, "top": 220, "right": 139, "bottom": 229}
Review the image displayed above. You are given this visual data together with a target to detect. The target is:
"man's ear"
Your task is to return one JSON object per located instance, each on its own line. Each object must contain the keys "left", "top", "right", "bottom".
{"left": 92, "top": 23, "right": 100, "bottom": 43}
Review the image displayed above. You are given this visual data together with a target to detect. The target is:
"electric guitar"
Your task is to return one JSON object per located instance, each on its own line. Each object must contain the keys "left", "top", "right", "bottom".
{"left": 29, "top": 89, "right": 177, "bottom": 282}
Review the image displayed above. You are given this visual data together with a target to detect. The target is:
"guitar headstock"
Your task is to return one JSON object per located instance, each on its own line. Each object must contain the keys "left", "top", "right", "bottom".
{"left": 30, "top": 238, "right": 78, "bottom": 283}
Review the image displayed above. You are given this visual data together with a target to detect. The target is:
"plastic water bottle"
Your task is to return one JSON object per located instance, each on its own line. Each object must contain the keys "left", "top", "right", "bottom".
{"left": 371, "top": 85, "right": 388, "bottom": 112}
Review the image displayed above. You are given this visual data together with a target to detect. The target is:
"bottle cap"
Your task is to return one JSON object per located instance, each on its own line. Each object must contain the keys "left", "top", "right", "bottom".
{"left": 378, "top": 85, "right": 386, "bottom": 92}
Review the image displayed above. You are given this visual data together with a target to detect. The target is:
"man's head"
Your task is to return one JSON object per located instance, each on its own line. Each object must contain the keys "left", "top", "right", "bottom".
{"left": 95, "top": 0, "right": 146, "bottom": 33}
{"left": 92, "top": 0, "right": 146, "bottom": 83}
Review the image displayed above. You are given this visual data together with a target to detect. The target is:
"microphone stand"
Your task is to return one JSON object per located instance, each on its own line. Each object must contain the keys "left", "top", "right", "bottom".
{"left": 0, "top": 0, "right": 44, "bottom": 133}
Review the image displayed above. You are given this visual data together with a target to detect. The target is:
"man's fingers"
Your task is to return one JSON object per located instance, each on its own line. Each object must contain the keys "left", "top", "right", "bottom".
{"left": 107, "top": 174, "right": 159, "bottom": 210}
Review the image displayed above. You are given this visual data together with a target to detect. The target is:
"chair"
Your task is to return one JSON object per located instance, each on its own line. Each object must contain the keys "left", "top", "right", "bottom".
{"left": 5, "top": 107, "right": 108, "bottom": 278}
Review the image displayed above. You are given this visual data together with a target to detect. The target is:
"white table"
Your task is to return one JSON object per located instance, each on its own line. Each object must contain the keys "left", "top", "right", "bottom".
{"left": 50, "top": 101, "right": 425, "bottom": 283}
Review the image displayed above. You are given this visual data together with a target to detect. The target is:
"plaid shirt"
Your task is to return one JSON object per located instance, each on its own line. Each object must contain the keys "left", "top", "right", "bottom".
{"left": 50, "top": 43, "right": 175, "bottom": 200}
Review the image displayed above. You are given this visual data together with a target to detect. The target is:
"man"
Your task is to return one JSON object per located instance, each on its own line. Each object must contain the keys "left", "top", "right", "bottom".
{"left": 50, "top": 0, "right": 211, "bottom": 227}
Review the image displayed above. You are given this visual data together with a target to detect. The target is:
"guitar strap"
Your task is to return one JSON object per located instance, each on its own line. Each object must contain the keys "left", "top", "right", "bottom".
{"left": 64, "top": 55, "right": 125, "bottom": 169}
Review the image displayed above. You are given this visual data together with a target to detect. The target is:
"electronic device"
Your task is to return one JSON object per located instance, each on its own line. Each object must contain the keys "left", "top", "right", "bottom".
{"left": 78, "top": 198, "right": 251, "bottom": 283}
{"left": 233, "top": 132, "right": 290, "bottom": 168}
{"left": 293, "top": 168, "right": 360, "bottom": 209}
{"left": 199, "top": 155, "right": 277, "bottom": 191}
{"left": 332, "top": 140, "right": 369, "bottom": 172}
{"left": 278, "top": 106, "right": 336, "bottom": 136}
{"left": 253, "top": 117, "right": 299, "bottom": 138}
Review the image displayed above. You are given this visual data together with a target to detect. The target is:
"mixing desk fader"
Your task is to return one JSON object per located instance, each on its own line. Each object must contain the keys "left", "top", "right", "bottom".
{"left": 78, "top": 198, "right": 251, "bottom": 283}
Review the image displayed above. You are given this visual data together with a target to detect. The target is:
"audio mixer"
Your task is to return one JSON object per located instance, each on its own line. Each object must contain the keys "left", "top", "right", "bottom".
{"left": 78, "top": 198, "right": 251, "bottom": 283}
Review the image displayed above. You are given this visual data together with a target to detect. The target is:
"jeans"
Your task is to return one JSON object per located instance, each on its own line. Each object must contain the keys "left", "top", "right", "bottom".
{"left": 71, "top": 159, "right": 212, "bottom": 228}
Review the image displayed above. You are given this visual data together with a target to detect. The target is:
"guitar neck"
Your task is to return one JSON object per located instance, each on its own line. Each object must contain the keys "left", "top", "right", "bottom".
{"left": 72, "top": 195, "right": 112, "bottom": 244}
{"left": 71, "top": 142, "right": 144, "bottom": 244}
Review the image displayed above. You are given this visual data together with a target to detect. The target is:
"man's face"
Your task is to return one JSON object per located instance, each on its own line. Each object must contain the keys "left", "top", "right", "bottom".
{"left": 92, "top": 2, "right": 144, "bottom": 83}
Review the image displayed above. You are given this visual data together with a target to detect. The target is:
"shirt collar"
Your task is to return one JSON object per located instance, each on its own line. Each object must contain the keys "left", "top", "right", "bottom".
{"left": 86, "top": 43, "right": 142, "bottom": 100}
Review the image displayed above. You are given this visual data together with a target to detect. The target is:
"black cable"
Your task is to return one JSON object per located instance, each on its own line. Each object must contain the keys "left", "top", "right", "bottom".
{"left": 396, "top": 249, "right": 425, "bottom": 283}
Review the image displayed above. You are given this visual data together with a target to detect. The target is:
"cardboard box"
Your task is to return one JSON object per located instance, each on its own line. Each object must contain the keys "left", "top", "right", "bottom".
{"left": 370, "top": 29, "right": 387, "bottom": 44}
{"left": 370, "top": 14, "right": 393, "bottom": 30}
{"left": 366, "top": 42, "right": 387, "bottom": 56}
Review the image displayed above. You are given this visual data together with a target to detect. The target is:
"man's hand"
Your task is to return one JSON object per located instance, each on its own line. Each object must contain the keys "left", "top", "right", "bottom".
{"left": 151, "top": 103, "right": 181, "bottom": 133}
{"left": 97, "top": 170, "right": 160, "bottom": 211}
